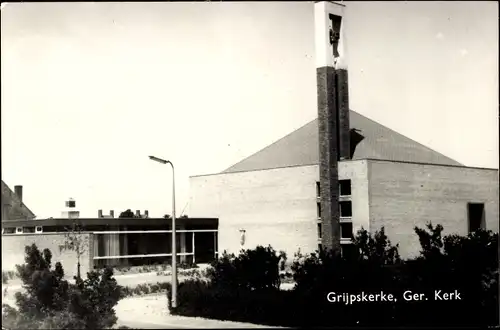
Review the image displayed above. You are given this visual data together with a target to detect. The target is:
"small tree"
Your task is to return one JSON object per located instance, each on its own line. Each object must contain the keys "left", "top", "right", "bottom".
{"left": 3, "top": 244, "right": 123, "bottom": 329}
{"left": 119, "top": 209, "right": 136, "bottom": 218}
{"left": 59, "top": 222, "right": 88, "bottom": 280}
{"left": 352, "top": 226, "right": 401, "bottom": 265}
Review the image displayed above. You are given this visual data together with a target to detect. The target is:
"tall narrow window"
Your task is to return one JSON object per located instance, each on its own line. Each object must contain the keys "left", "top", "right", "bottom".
{"left": 339, "top": 180, "right": 352, "bottom": 196}
{"left": 340, "top": 222, "right": 353, "bottom": 239}
{"left": 317, "top": 202, "right": 322, "bottom": 219}
{"left": 316, "top": 181, "right": 321, "bottom": 198}
{"left": 317, "top": 223, "right": 322, "bottom": 239}
{"left": 339, "top": 201, "right": 352, "bottom": 218}
{"left": 468, "top": 203, "right": 485, "bottom": 233}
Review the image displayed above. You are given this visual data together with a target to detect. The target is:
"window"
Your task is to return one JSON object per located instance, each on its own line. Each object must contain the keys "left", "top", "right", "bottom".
{"left": 339, "top": 201, "right": 352, "bottom": 217}
{"left": 468, "top": 203, "right": 485, "bottom": 233}
{"left": 317, "top": 202, "right": 322, "bottom": 219}
{"left": 318, "top": 244, "right": 323, "bottom": 252}
{"left": 317, "top": 223, "right": 322, "bottom": 239}
{"left": 316, "top": 181, "right": 321, "bottom": 198}
{"left": 339, "top": 180, "right": 352, "bottom": 196}
{"left": 23, "top": 227, "right": 35, "bottom": 233}
{"left": 3, "top": 227, "right": 15, "bottom": 234}
{"left": 340, "top": 222, "right": 353, "bottom": 239}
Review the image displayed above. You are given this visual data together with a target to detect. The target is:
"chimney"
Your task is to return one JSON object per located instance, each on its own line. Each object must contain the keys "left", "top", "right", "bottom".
{"left": 144, "top": 210, "right": 149, "bottom": 218}
{"left": 98, "top": 210, "right": 103, "bottom": 218}
{"left": 110, "top": 210, "right": 115, "bottom": 218}
{"left": 14, "top": 186, "right": 23, "bottom": 203}
{"left": 135, "top": 210, "right": 141, "bottom": 217}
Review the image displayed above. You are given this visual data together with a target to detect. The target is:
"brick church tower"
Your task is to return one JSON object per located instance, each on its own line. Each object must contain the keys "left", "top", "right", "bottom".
{"left": 315, "top": 1, "right": 351, "bottom": 255}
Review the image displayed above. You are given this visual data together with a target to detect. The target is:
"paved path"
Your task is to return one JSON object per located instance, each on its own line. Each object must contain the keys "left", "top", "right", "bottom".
{"left": 3, "top": 272, "right": 291, "bottom": 329}
{"left": 115, "top": 294, "right": 279, "bottom": 329}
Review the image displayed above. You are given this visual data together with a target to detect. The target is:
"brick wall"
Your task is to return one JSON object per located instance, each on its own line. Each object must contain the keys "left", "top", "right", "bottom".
{"left": 368, "top": 160, "right": 499, "bottom": 259}
{"left": 2, "top": 233, "right": 93, "bottom": 279}
{"left": 189, "top": 165, "right": 320, "bottom": 258}
{"left": 317, "top": 65, "right": 341, "bottom": 253}
{"left": 336, "top": 69, "right": 350, "bottom": 160}
{"left": 189, "top": 161, "right": 369, "bottom": 258}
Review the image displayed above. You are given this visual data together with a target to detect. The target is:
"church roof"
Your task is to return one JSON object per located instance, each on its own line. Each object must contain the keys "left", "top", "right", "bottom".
{"left": 222, "top": 110, "right": 462, "bottom": 174}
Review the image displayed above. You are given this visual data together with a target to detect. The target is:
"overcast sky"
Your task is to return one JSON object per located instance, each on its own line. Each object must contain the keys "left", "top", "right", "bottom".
{"left": 1, "top": 1, "right": 498, "bottom": 219}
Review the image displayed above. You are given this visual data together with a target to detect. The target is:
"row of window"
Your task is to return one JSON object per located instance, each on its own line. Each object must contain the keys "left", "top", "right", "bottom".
{"left": 316, "top": 180, "right": 352, "bottom": 198}
{"left": 317, "top": 222, "right": 353, "bottom": 239}
{"left": 316, "top": 180, "right": 354, "bottom": 244}
{"left": 3, "top": 226, "right": 43, "bottom": 234}
{"left": 317, "top": 201, "right": 352, "bottom": 218}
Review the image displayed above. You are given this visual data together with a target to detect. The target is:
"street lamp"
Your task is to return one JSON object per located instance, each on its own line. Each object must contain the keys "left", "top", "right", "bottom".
{"left": 149, "top": 155, "right": 178, "bottom": 308}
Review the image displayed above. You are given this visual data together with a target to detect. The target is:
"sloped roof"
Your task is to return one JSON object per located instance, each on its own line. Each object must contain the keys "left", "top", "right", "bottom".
{"left": 1, "top": 181, "right": 36, "bottom": 220}
{"left": 222, "top": 110, "right": 462, "bottom": 173}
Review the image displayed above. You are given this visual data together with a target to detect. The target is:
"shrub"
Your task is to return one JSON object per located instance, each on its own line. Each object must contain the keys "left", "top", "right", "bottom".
{"left": 120, "top": 282, "right": 170, "bottom": 298}
{"left": 395, "top": 224, "right": 499, "bottom": 326}
{"left": 2, "top": 270, "right": 16, "bottom": 284}
{"left": 2, "top": 244, "right": 122, "bottom": 329}
{"left": 167, "top": 225, "right": 498, "bottom": 327}
{"left": 289, "top": 227, "right": 404, "bottom": 326}
{"left": 207, "top": 245, "right": 282, "bottom": 291}
{"left": 178, "top": 261, "right": 198, "bottom": 269}
{"left": 167, "top": 279, "right": 297, "bottom": 327}
{"left": 166, "top": 246, "right": 292, "bottom": 326}
{"left": 38, "top": 310, "right": 87, "bottom": 329}
{"left": 290, "top": 224, "right": 499, "bottom": 327}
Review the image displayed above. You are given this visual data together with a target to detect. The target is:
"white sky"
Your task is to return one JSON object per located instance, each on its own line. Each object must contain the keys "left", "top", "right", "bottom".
{"left": 1, "top": 1, "right": 498, "bottom": 219}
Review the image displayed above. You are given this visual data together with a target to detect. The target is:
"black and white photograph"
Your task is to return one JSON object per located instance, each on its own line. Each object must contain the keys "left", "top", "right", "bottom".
{"left": 1, "top": 1, "right": 498, "bottom": 328}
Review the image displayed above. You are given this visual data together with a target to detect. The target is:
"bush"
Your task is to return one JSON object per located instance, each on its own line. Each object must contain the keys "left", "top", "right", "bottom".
{"left": 290, "top": 227, "right": 404, "bottom": 326}
{"left": 207, "top": 245, "right": 282, "bottom": 291}
{"left": 2, "top": 270, "right": 17, "bottom": 284}
{"left": 120, "top": 281, "right": 170, "bottom": 298}
{"left": 167, "top": 279, "right": 297, "bottom": 327}
{"left": 166, "top": 246, "right": 290, "bottom": 326}
{"left": 1, "top": 244, "right": 123, "bottom": 329}
{"left": 290, "top": 224, "right": 499, "bottom": 327}
{"left": 167, "top": 225, "right": 498, "bottom": 327}
{"left": 396, "top": 224, "right": 499, "bottom": 326}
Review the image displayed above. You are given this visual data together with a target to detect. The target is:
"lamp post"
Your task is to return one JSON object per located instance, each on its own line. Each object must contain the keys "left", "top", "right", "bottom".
{"left": 149, "top": 155, "right": 177, "bottom": 308}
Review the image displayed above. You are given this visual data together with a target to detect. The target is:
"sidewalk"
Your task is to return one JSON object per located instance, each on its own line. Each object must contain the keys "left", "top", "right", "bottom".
{"left": 115, "top": 293, "right": 281, "bottom": 329}
{"left": 3, "top": 276, "right": 290, "bottom": 329}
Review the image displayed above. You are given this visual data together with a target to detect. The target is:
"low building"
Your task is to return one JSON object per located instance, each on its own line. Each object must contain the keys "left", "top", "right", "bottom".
{"left": 2, "top": 207, "right": 218, "bottom": 278}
